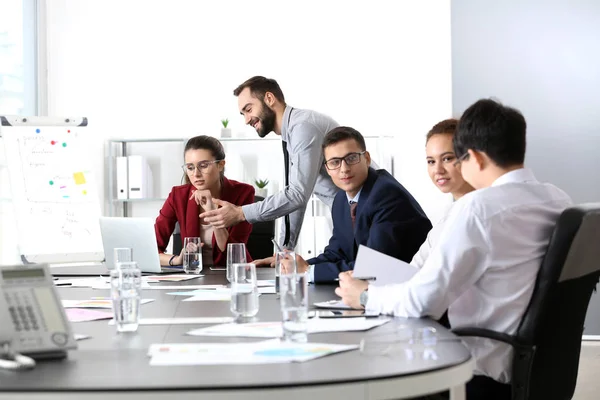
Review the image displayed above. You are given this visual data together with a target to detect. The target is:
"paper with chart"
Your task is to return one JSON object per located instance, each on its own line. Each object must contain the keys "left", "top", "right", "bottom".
{"left": 187, "top": 318, "right": 390, "bottom": 338}
{"left": 353, "top": 245, "right": 418, "bottom": 286}
{"left": 65, "top": 308, "right": 113, "bottom": 322}
{"left": 147, "top": 340, "right": 358, "bottom": 366}
{"left": 0, "top": 121, "right": 104, "bottom": 263}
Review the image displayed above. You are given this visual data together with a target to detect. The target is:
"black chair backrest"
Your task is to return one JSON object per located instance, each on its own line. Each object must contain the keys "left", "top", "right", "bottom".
{"left": 512, "top": 203, "right": 600, "bottom": 400}
{"left": 246, "top": 196, "right": 275, "bottom": 261}
{"left": 172, "top": 222, "right": 182, "bottom": 256}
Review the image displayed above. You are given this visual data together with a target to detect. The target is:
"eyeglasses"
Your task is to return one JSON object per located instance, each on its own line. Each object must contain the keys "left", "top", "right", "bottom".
{"left": 324, "top": 151, "right": 366, "bottom": 170}
{"left": 182, "top": 160, "right": 223, "bottom": 173}
{"left": 453, "top": 152, "right": 470, "bottom": 167}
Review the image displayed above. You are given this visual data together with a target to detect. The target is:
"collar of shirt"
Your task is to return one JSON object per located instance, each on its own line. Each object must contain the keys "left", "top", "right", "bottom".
{"left": 346, "top": 187, "right": 363, "bottom": 204}
{"left": 491, "top": 167, "right": 537, "bottom": 187}
{"left": 281, "top": 105, "right": 293, "bottom": 142}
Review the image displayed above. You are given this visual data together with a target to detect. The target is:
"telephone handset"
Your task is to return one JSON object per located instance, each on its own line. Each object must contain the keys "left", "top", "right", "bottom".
{"left": 0, "top": 264, "right": 77, "bottom": 370}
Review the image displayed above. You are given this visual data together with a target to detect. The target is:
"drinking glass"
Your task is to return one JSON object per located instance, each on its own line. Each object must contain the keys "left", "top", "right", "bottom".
{"left": 110, "top": 261, "right": 142, "bottom": 332}
{"left": 230, "top": 263, "right": 259, "bottom": 318}
{"left": 279, "top": 273, "right": 308, "bottom": 342}
{"left": 183, "top": 237, "right": 202, "bottom": 274}
{"left": 226, "top": 243, "right": 247, "bottom": 282}
{"left": 275, "top": 250, "right": 296, "bottom": 294}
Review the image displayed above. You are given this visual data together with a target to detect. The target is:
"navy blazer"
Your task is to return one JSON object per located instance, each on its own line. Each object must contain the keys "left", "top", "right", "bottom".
{"left": 307, "top": 168, "right": 432, "bottom": 282}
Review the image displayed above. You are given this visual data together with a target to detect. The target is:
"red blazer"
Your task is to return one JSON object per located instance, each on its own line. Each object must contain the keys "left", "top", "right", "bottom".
{"left": 155, "top": 177, "right": 254, "bottom": 266}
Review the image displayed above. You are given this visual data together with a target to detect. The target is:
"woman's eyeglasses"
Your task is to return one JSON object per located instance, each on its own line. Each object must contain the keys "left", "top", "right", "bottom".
{"left": 182, "top": 160, "right": 222, "bottom": 173}
{"left": 324, "top": 151, "right": 366, "bottom": 170}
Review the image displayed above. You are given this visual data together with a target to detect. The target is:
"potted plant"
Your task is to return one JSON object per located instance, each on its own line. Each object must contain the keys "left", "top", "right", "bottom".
{"left": 220, "top": 118, "right": 231, "bottom": 138}
{"left": 254, "top": 178, "right": 269, "bottom": 198}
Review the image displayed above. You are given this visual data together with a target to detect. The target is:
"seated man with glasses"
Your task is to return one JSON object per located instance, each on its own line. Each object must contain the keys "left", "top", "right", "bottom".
{"left": 289, "top": 126, "right": 432, "bottom": 282}
{"left": 154, "top": 135, "right": 254, "bottom": 268}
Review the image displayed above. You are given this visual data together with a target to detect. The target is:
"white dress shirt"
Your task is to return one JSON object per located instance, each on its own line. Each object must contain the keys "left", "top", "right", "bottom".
{"left": 366, "top": 168, "right": 572, "bottom": 383}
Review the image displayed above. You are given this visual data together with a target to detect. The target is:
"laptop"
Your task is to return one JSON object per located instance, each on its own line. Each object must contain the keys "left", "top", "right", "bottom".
{"left": 99, "top": 217, "right": 183, "bottom": 274}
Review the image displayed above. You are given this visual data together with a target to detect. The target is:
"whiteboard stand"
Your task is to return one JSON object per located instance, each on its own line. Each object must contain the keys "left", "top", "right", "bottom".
{"left": 0, "top": 116, "right": 105, "bottom": 266}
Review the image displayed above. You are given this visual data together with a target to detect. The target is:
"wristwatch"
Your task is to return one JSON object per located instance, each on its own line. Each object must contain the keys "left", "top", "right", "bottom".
{"left": 359, "top": 289, "right": 369, "bottom": 308}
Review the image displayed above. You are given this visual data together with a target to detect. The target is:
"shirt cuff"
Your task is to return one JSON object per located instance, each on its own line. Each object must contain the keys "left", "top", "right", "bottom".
{"left": 365, "top": 284, "right": 384, "bottom": 313}
{"left": 241, "top": 203, "right": 258, "bottom": 224}
{"left": 308, "top": 265, "right": 315, "bottom": 283}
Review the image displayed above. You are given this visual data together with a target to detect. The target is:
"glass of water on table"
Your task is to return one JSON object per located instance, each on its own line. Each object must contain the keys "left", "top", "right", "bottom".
{"left": 110, "top": 261, "right": 142, "bottom": 333}
{"left": 230, "top": 263, "right": 259, "bottom": 318}
{"left": 280, "top": 273, "right": 309, "bottom": 342}
{"left": 183, "top": 237, "right": 202, "bottom": 274}
{"left": 275, "top": 250, "right": 297, "bottom": 295}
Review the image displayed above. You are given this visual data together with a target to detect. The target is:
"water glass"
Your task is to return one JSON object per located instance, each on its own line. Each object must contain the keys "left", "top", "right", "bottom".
{"left": 113, "top": 247, "right": 132, "bottom": 267}
{"left": 275, "top": 250, "right": 297, "bottom": 294}
{"left": 279, "top": 273, "right": 308, "bottom": 342}
{"left": 110, "top": 261, "right": 142, "bottom": 333}
{"left": 230, "top": 263, "right": 259, "bottom": 318}
{"left": 226, "top": 243, "right": 247, "bottom": 282}
{"left": 183, "top": 237, "right": 202, "bottom": 274}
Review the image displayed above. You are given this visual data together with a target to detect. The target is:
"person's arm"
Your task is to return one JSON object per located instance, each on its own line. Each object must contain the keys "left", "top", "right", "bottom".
{"left": 366, "top": 202, "right": 491, "bottom": 319}
{"left": 242, "top": 122, "right": 325, "bottom": 224}
{"left": 211, "top": 186, "right": 255, "bottom": 261}
{"left": 154, "top": 189, "right": 180, "bottom": 266}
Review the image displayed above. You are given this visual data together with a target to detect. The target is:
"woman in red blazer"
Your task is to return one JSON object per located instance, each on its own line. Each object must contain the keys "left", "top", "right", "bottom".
{"left": 155, "top": 135, "right": 254, "bottom": 267}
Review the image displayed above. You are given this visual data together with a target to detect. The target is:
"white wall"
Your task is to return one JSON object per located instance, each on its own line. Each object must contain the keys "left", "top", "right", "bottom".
{"left": 451, "top": 0, "right": 600, "bottom": 333}
{"left": 44, "top": 0, "right": 453, "bottom": 223}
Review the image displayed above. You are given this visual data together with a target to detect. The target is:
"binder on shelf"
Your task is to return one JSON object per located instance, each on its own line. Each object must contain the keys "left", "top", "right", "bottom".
{"left": 116, "top": 156, "right": 128, "bottom": 200}
{"left": 127, "top": 155, "right": 154, "bottom": 199}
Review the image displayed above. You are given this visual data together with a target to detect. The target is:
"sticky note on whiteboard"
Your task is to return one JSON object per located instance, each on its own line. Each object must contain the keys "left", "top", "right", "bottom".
{"left": 73, "top": 172, "right": 86, "bottom": 185}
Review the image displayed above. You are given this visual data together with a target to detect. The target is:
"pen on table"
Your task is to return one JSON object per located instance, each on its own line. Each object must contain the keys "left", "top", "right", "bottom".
{"left": 55, "top": 282, "right": 72, "bottom": 286}
{"left": 271, "top": 238, "right": 283, "bottom": 252}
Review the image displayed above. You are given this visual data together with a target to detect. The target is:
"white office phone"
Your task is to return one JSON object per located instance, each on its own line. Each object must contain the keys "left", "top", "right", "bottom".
{"left": 0, "top": 264, "right": 77, "bottom": 369}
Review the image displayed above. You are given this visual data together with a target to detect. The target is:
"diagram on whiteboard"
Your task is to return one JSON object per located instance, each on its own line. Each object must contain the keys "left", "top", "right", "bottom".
{"left": 16, "top": 130, "right": 97, "bottom": 203}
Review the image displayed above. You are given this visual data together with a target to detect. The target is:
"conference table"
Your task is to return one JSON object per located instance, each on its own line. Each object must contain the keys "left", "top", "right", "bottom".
{"left": 0, "top": 268, "right": 473, "bottom": 400}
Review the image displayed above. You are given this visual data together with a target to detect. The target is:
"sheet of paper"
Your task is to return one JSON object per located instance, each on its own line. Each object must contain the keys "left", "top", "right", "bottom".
{"left": 257, "top": 280, "right": 275, "bottom": 287}
{"left": 62, "top": 299, "right": 154, "bottom": 309}
{"left": 145, "top": 274, "right": 203, "bottom": 282}
{"left": 108, "top": 317, "right": 234, "bottom": 326}
{"left": 74, "top": 333, "right": 91, "bottom": 341}
{"left": 178, "top": 288, "right": 262, "bottom": 301}
{"left": 353, "top": 245, "right": 418, "bottom": 285}
{"left": 313, "top": 300, "right": 353, "bottom": 310}
{"left": 148, "top": 340, "right": 358, "bottom": 366}
{"left": 187, "top": 318, "right": 390, "bottom": 338}
{"left": 65, "top": 308, "right": 113, "bottom": 322}
{"left": 258, "top": 286, "right": 276, "bottom": 294}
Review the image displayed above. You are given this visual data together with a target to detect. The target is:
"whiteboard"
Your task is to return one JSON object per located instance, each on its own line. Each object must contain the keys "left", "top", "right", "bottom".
{"left": 0, "top": 116, "right": 104, "bottom": 263}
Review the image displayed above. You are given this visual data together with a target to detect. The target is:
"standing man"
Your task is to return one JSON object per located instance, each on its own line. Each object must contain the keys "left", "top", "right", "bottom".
{"left": 201, "top": 76, "right": 340, "bottom": 253}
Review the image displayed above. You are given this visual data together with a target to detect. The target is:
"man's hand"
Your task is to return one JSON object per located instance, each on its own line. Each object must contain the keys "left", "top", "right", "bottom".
{"left": 253, "top": 256, "right": 275, "bottom": 268}
{"left": 189, "top": 189, "right": 215, "bottom": 211}
{"left": 281, "top": 254, "right": 309, "bottom": 274}
{"left": 199, "top": 199, "right": 245, "bottom": 229}
{"left": 335, "top": 271, "right": 369, "bottom": 309}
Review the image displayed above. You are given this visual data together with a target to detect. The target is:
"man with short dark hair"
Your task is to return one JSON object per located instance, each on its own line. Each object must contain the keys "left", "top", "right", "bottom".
{"left": 336, "top": 99, "right": 573, "bottom": 399}
{"left": 200, "top": 76, "right": 340, "bottom": 253}
{"left": 288, "top": 126, "right": 431, "bottom": 282}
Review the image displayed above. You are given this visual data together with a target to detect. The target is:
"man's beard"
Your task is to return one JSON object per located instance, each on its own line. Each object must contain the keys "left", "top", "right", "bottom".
{"left": 256, "top": 100, "right": 276, "bottom": 138}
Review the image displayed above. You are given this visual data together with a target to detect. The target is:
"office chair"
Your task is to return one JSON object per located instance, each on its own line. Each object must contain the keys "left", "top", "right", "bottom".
{"left": 246, "top": 196, "right": 276, "bottom": 262}
{"left": 452, "top": 203, "right": 600, "bottom": 400}
{"left": 172, "top": 222, "right": 182, "bottom": 256}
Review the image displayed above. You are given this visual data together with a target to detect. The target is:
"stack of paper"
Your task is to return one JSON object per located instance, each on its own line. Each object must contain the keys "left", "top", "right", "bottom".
{"left": 147, "top": 340, "right": 358, "bottom": 366}
{"left": 353, "top": 245, "right": 418, "bottom": 285}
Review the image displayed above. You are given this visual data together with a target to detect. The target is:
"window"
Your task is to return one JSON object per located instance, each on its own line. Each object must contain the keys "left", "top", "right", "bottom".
{"left": 0, "top": 0, "right": 38, "bottom": 116}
